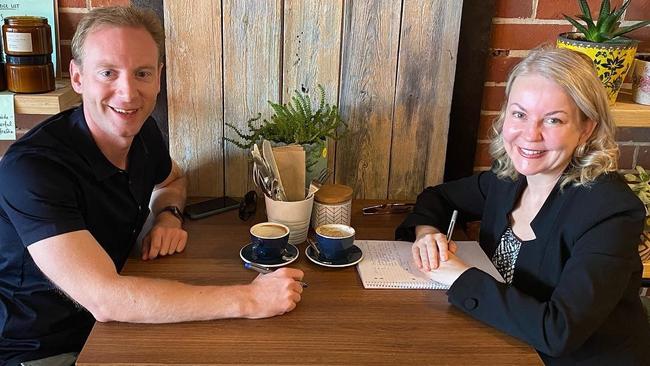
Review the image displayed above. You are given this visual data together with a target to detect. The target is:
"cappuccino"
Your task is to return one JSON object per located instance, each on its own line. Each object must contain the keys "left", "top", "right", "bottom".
{"left": 252, "top": 224, "right": 287, "bottom": 238}
{"left": 316, "top": 226, "right": 350, "bottom": 238}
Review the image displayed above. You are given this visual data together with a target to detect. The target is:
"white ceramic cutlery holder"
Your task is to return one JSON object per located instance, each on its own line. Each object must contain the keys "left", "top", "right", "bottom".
{"left": 265, "top": 194, "right": 314, "bottom": 245}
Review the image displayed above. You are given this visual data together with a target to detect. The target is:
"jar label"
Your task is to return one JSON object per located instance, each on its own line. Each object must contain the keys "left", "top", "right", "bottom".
{"left": 6, "top": 32, "right": 33, "bottom": 53}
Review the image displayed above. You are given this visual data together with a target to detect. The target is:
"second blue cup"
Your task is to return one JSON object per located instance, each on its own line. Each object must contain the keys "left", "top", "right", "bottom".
{"left": 314, "top": 224, "right": 355, "bottom": 260}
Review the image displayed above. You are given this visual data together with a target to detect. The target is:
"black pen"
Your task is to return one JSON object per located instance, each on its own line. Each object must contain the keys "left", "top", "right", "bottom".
{"left": 244, "top": 262, "right": 308, "bottom": 288}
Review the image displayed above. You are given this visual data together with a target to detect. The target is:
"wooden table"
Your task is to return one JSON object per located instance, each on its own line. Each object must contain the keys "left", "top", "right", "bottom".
{"left": 77, "top": 200, "right": 542, "bottom": 365}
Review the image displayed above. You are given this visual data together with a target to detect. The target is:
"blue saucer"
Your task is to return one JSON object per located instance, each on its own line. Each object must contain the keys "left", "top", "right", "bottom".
{"left": 305, "top": 245, "right": 363, "bottom": 268}
{"left": 240, "top": 243, "right": 299, "bottom": 267}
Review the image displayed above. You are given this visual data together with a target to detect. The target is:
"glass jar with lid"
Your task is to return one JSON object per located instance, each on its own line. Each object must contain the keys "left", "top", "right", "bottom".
{"left": 311, "top": 184, "right": 354, "bottom": 228}
{"left": 5, "top": 55, "right": 55, "bottom": 93}
{"left": 2, "top": 16, "right": 52, "bottom": 56}
{"left": 0, "top": 38, "right": 6, "bottom": 91}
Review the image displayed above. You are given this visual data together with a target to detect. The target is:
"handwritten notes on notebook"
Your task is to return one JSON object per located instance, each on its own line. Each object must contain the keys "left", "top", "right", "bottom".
{"left": 355, "top": 240, "right": 504, "bottom": 289}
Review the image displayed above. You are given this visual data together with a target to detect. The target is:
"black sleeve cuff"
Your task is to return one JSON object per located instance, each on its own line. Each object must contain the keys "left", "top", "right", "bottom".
{"left": 446, "top": 267, "right": 494, "bottom": 312}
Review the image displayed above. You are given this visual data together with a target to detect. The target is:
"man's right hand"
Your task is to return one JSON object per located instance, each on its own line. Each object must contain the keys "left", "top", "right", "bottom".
{"left": 245, "top": 267, "right": 304, "bottom": 318}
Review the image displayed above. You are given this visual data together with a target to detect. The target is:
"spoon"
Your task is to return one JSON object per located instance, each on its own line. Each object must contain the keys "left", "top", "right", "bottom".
{"left": 253, "top": 163, "right": 273, "bottom": 197}
{"left": 262, "top": 140, "right": 287, "bottom": 201}
{"left": 307, "top": 237, "right": 332, "bottom": 264}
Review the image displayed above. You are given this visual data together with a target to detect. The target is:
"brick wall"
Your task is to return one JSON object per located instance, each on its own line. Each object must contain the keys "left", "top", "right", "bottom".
{"left": 476, "top": 0, "right": 650, "bottom": 173}
{"left": 58, "top": 0, "right": 131, "bottom": 77}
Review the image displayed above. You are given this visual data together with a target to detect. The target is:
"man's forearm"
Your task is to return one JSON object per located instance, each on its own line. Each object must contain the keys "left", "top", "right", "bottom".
{"left": 94, "top": 275, "right": 253, "bottom": 323}
{"left": 150, "top": 175, "right": 187, "bottom": 216}
{"left": 150, "top": 161, "right": 187, "bottom": 217}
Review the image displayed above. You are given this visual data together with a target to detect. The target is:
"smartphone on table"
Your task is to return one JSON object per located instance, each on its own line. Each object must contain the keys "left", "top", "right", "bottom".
{"left": 184, "top": 196, "right": 240, "bottom": 220}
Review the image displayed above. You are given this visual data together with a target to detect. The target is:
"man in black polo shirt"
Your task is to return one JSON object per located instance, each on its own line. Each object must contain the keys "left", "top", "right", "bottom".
{"left": 0, "top": 7, "right": 304, "bottom": 364}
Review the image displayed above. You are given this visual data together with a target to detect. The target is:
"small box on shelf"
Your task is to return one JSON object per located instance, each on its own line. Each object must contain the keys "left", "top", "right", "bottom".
{"left": 14, "top": 80, "right": 80, "bottom": 115}
{"left": 612, "top": 91, "right": 650, "bottom": 127}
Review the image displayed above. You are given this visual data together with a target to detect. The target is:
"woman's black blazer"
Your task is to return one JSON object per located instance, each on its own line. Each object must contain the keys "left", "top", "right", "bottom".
{"left": 396, "top": 171, "right": 650, "bottom": 365}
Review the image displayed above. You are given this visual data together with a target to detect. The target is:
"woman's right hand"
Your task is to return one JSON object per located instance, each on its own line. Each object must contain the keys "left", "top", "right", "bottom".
{"left": 412, "top": 225, "right": 458, "bottom": 272}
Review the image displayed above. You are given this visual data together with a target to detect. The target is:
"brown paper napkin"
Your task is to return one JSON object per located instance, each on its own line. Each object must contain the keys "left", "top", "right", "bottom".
{"left": 273, "top": 145, "right": 305, "bottom": 201}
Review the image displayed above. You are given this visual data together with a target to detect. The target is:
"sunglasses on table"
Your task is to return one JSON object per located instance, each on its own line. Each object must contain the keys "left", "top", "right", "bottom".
{"left": 238, "top": 190, "right": 257, "bottom": 221}
{"left": 362, "top": 203, "right": 415, "bottom": 215}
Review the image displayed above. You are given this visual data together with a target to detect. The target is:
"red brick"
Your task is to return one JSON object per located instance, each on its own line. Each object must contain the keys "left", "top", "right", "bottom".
{"left": 90, "top": 0, "right": 130, "bottom": 7}
{"left": 485, "top": 55, "right": 522, "bottom": 82}
{"left": 618, "top": 144, "right": 636, "bottom": 169}
{"left": 496, "top": 0, "right": 534, "bottom": 18}
{"left": 635, "top": 145, "right": 650, "bottom": 167}
{"left": 478, "top": 114, "right": 498, "bottom": 140}
{"left": 58, "top": 12, "right": 84, "bottom": 41}
{"left": 481, "top": 85, "right": 506, "bottom": 111}
{"left": 625, "top": 0, "right": 650, "bottom": 21}
{"left": 616, "top": 127, "right": 650, "bottom": 142}
{"left": 628, "top": 26, "right": 650, "bottom": 53}
{"left": 16, "top": 114, "right": 51, "bottom": 130}
{"left": 474, "top": 142, "right": 493, "bottom": 168}
{"left": 0, "top": 130, "right": 26, "bottom": 157}
{"left": 60, "top": 45, "right": 73, "bottom": 73}
{"left": 59, "top": 0, "right": 88, "bottom": 7}
{"left": 536, "top": 0, "right": 624, "bottom": 20}
{"left": 490, "top": 24, "right": 573, "bottom": 49}
{"left": 0, "top": 140, "right": 16, "bottom": 156}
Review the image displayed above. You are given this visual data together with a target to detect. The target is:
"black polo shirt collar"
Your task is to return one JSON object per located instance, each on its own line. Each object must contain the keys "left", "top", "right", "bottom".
{"left": 67, "top": 107, "right": 150, "bottom": 182}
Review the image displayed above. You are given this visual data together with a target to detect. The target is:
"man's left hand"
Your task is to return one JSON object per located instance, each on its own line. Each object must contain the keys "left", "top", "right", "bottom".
{"left": 142, "top": 214, "right": 187, "bottom": 260}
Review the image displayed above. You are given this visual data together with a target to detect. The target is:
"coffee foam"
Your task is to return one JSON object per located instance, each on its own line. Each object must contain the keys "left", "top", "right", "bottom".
{"left": 251, "top": 223, "right": 288, "bottom": 238}
{"left": 316, "top": 225, "right": 353, "bottom": 238}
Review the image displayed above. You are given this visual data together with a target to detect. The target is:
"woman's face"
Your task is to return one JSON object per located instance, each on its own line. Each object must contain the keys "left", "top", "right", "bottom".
{"left": 502, "top": 73, "right": 595, "bottom": 182}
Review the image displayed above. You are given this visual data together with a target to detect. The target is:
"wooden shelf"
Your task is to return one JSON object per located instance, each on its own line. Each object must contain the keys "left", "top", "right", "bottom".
{"left": 612, "top": 91, "right": 650, "bottom": 127}
{"left": 14, "top": 81, "right": 80, "bottom": 115}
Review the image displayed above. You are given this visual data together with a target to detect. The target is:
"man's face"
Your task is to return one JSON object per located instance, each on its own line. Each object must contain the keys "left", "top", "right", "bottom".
{"left": 70, "top": 25, "right": 162, "bottom": 143}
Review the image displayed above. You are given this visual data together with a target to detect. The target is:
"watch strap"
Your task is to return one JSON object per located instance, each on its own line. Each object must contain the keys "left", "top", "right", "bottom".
{"left": 161, "top": 205, "right": 184, "bottom": 224}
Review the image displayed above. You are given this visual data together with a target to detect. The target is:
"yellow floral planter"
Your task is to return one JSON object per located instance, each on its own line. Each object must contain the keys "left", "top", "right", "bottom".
{"left": 557, "top": 32, "right": 638, "bottom": 104}
{"left": 641, "top": 230, "right": 650, "bottom": 262}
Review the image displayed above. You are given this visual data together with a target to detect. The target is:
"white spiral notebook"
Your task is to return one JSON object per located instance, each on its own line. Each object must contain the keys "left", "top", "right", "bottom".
{"left": 355, "top": 240, "right": 504, "bottom": 289}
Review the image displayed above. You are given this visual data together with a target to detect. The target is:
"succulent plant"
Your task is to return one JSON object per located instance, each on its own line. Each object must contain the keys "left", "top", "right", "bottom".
{"left": 563, "top": 0, "right": 650, "bottom": 43}
{"left": 625, "top": 166, "right": 650, "bottom": 222}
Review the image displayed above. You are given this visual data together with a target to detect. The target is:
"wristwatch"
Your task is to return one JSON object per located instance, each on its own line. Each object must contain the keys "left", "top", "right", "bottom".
{"left": 161, "top": 205, "right": 184, "bottom": 224}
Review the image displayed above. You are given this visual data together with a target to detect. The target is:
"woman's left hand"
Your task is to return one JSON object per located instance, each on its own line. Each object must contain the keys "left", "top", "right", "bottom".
{"left": 423, "top": 252, "right": 471, "bottom": 287}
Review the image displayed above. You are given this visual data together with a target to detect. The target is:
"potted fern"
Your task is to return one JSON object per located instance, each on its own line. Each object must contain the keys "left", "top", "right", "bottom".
{"left": 557, "top": 0, "right": 650, "bottom": 104}
{"left": 225, "top": 84, "right": 347, "bottom": 183}
{"left": 625, "top": 166, "right": 650, "bottom": 262}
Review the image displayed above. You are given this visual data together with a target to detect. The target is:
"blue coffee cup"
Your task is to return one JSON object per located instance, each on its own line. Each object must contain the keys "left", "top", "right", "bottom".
{"left": 250, "top": 222, "right": 290, "bottom": 260}
{"left": 314, "top": 224, "right": 355, "bottom": 260}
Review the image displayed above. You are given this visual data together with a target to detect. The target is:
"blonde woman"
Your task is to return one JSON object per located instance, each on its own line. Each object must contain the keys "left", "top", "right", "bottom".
{"left": 397, "top": 47, "right": 650, "bottom": 364}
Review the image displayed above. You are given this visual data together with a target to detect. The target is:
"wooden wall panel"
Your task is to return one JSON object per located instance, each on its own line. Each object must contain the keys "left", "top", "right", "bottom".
{"left": 388, "top": 0, "right": 462, "bottom": 199}
{"left": 282, "top": 0, "right": 343, "bottom": 177}
{"left": 223, "top": 0, "right": 282, "bottom": 197}
{"left": 164, "top": 0, "right": 463, "bottom": 199}
{"left": 335, "top": 0, "right": 401, "bottom": 198}
{"left": 164, "top": 1, "right": 223, "bottom": 197}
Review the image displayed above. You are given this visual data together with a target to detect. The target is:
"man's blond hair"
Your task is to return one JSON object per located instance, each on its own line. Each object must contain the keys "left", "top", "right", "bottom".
{"left": 71, "top": 6, "right": 164, "bottom": 66}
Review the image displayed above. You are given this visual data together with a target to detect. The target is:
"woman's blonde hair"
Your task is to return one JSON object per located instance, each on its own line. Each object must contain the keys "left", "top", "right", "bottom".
{"left": 71, "top": 6, "right": 165, "bottom": 66}
{"left": 489, "top": 46, "right": 618, "bottom": 187}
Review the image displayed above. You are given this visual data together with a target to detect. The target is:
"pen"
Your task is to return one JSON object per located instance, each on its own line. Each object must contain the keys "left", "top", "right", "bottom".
{"left": 243, "top": 262, "right": 308, "bottom": 288}
{"left": 446, "top": 209, "right": 458, "bottom": 240}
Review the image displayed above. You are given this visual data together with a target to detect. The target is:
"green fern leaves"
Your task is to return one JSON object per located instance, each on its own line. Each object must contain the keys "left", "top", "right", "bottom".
{"left": 224, "top": 84, "right": 347, "bottom": 149}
